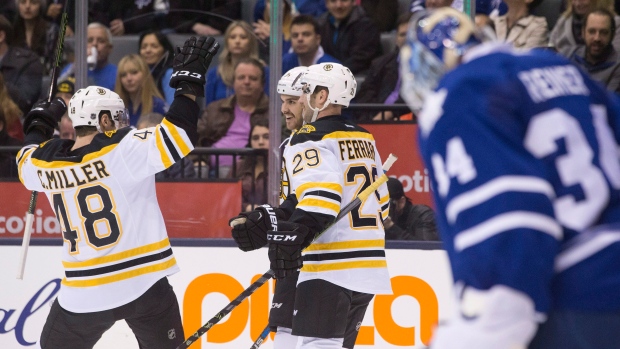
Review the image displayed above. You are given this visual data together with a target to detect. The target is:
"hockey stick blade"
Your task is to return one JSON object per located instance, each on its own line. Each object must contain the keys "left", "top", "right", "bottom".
{"left": 176, "top": 269, "right": 276, "bottom": 349}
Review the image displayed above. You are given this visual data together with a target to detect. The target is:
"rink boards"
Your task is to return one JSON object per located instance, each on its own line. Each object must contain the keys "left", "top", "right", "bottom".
{"left": 0, "top": 241, "right": 452, "bottom": 349}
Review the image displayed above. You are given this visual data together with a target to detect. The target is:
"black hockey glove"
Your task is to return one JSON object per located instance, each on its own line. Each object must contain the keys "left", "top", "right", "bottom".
{"left": 230, "top": 204, "right": 281, "bottom": 251}
{"left": 23, "top": 97, "right": 67, "bottom": 139}
{"left": 169, "top": 36, "right": 220, "bottom": 97}
{"left": 268, "top": 221, "right": 309, "bottom": 279}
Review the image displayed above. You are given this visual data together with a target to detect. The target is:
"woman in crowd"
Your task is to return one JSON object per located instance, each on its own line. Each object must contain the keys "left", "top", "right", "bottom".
{"left": 205, "top": 20, "right": 269, "bottom": 105}
{"left": 12, "top": 0, "right": 58, "bottom": 73}
{"left": 115, "top": 54, "right": 167, "bottom": 126}
{"left": 254, "top": 0, "right": 293, "bottom": 61}
{"left": 236, "top": 118, "right": 269, "bottom": 212}
{"left": 138, "top": 30, "right": 175, "bottom": 106}
{"left": 0, "top": 72, "right": 24, "bottom": 141}
{"left": 492, "top": 0, "right": 549, "bottom": 49}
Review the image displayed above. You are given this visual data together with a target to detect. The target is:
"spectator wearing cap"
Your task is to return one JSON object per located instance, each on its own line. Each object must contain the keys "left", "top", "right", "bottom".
{"left": 385, "top": 177, "right": 439, "bottom": 241}
{"left": 55, "top": 77, "right": 75, "bottom": 140}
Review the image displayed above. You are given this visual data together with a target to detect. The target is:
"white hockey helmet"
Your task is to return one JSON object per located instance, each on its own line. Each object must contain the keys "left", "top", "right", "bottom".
{"left": 68, "top": 86, "right": 127, "bottom": 131}
{"left": 298, "top": 63, "right": 357, "bottom": 107}
{"left": 277, "top": 66, "right": 307, "bottom": 96}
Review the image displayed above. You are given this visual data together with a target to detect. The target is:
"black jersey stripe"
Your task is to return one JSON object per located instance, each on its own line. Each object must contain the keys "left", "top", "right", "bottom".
{"left": 304, "top": 190, "right": 342, "bottom": 203}
{"left": 381, "top": 203, "right": 389, "bottom": 212}
{"left": 303, "top": 250, "right": 385, "bottom": 262}
{"left": 159, "top": 127, "right": 181, "bottom": 162}
{"left": 64, "top": 248, "right": 173, "bottom": 278}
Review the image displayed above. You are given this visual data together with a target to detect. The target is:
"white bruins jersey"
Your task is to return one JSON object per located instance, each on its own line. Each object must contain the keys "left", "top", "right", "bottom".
{"left": 284, "top": 115, "right": 392, "bottom": 294}
{"left": 17, "top": 119, "right": 192, "bottom": 313}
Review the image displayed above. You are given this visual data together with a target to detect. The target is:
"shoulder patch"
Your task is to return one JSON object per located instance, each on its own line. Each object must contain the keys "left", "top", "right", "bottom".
{"left": 104, "top": 130, "right": 117, "bottom": 138}
{"left": 297, "top": 125, "right": 316, "bottom": 134}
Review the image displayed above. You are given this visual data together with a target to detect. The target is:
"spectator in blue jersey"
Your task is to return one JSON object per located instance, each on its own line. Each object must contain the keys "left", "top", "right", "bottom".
{"left": 115, "top": 54, "right": 167, "bottom": 126}
{"left": 317, "top": 0, "right": 381, "bottom": 74}
{"left": 198, "top": 58, "right": 269, "bottom": 177}
{"left": 492, "top": 0, "right": 548, "bottom": 49}
{"left": 354, "top": 12, "right": 412, "bottom": 121}
{"left": 401, "top": 8, "right": 620, "bottom": 349}
{"left": 138, "top": 30, "right": 175, "bottom": 106}
{"left": 205, "top": 21, "right": 270, "bottom": 105}
{"left": 254, "top": 0, "right": 327, "bottom": 19}
{"left": 59, "top": 22, "right": 117, "bottom": 91}
{"left": 0, "top": 14, "right": 43, "bottom": 114}
{"left": 570, "top": 8, "right": 620, "bottom": 92}
{"left": 282, "top": 15, "right": 340, "bottom": 74}
{"left": 384, "top": 178, "right": 438, "bottom": 241}
{"left": 550, "top": 0, "right": 620, "bottom": 57}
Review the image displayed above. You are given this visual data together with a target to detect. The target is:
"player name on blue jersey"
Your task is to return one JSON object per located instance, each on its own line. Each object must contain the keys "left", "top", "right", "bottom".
{"left": 517, "top": 65, "right": 589, "bottom": 103}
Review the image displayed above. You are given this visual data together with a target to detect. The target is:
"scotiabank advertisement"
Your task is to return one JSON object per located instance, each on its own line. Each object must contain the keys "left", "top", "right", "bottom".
{"left": 0, "top": 245, "right": 453, "bottom": 348}
{"left": 361, "top": 123, "right": 434, "bottom": 208}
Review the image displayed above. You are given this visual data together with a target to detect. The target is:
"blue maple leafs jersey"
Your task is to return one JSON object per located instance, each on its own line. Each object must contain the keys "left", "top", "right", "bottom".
{"left": 418, "top": 43, "right": 620, "bottom": 314}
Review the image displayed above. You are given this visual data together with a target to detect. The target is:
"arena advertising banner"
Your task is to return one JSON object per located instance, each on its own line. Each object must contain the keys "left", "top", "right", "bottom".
{"left": 0, "top": 182, "right": 241, "bottom": 239}
{"left": 0, "top": 245, "right": 454, "bottom": 348}
{"left": 361, "top": 123, "right": 434, "bottom": 207}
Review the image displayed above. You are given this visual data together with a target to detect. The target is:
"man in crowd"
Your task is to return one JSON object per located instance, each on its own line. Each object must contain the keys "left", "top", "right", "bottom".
{"left": 0, "top": 15, "right": 43, "bottom": 114}
{"left": 282, "top": 15, "right": 340, "bottom": 74}
{"left": 60, "top": 22, "right": 117, "bottom": 90}
{"left": 384, "top": 177, "right": 438, "bottom": 241}
{"left": 570, "top": 8, "right": 620, "bottom": 92}
{"left": 317, "top": 0, "right": 381, "bottom": 74}
{"left": 197, "top": 58, "right": 269, "bottom": 177}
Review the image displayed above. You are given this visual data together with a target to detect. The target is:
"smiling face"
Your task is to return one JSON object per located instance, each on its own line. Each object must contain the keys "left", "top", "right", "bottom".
{"left": 280, "top": 94, "right": 303, "bottom": 131}
{"left": 571, "top": 0, "right": 593, "bottom": 16}
{"left": 119, "top": 61, "right": 144, "bottom": 95}
{"left": 227, "top": 25, "right": 251, "bottom": 56}
{"left": 139, "top": 34, "right": 165, "bottom": 66}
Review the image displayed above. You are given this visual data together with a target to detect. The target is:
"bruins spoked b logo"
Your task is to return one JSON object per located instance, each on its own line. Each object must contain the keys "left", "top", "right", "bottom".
{"left": 323, "top": 64, "right": 333, "bottom": 71}
{"left": 96, "top": 88, "right": 106, "bottom": 95}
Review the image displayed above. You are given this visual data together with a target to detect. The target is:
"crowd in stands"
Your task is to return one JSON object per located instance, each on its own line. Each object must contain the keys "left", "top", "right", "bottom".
{"left": 6, "top": 0, "right": 620, "bottom": 241}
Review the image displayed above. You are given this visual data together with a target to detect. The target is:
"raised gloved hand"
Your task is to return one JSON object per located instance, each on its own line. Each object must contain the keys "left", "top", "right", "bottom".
{"left": 268, "top": 221, "right": 309, "bottom": 279}
{"left": 169, "top": 36, "right": 220, "bottom": 97}
{"left": 23, "top": 97, "right": 67, "bottom": 138}
{"left": 229, "top": 204, "right": 280, "bottom": 251}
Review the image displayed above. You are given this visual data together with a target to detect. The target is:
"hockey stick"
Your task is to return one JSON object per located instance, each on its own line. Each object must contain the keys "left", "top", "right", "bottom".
{"left": 249, "top": 325, "right": 271, "bottom": 349}
{"left": 243, "top": 154, "right": 399, "bottom": 348}
{"left": 17, "top": 4, "right": 69, "bottom": 280}
{"left": 176, "top": 269, "right": 276, "bottom": 349}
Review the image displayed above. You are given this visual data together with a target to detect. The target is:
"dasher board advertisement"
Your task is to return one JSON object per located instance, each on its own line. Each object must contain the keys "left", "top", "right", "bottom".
{"left": 0, "top": 245, "right": 453, "bottom": 348}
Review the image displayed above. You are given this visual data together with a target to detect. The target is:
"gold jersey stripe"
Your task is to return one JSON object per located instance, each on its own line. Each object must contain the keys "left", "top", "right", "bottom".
{"left": 162, "top": 118, "right": 191, "bottom": 156}
{"left": 302, "top": 259, "right": 387, "bottom": 272}
{"left": 381, "top": 210, "right": 389, "bottom": 220}
{"left": 379, "top": 194, "right": 389, "bottom": 205}
{"left": 322, "top": 131, "right": 375, "bottom": 141}
{"left": 155, "top": 126, "right": 173, "bottom": 168}
{"left": 296, "top": 182, "right": 343, "bottom": 199}
{"left": 298, "top": 198, "right": 340, "bottom": 214}
{"left": 31, "top": 144, "right": 118, "bottom": 168}
{"left": 62, "top": 238, "right": 171, "bottom": 268}
{"left": 304, "top": 239, "right": 385, "bottom": 251}
{"left": 61, "top": 258, "right": 177, "bottom": 287}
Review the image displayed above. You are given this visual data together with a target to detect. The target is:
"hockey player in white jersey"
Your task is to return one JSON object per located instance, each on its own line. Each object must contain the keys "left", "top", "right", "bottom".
{"left": 400, "top": 8, "right": 620, "bottom": 349}
{"left": 17, "top": 36, "right": 219, "bottom": 349}
{"left": 231, "top": 62, "right": 391, "bottom": 349}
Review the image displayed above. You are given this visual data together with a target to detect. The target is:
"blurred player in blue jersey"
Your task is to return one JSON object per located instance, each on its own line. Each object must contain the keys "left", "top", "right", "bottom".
{"left": 400, "top": 7, "right": 620, "bottom": 349}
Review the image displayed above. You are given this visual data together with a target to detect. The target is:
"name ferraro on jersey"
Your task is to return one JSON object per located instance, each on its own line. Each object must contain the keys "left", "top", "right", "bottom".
{"left": 338, "top": 139, "right": 376, "bottom": 161}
